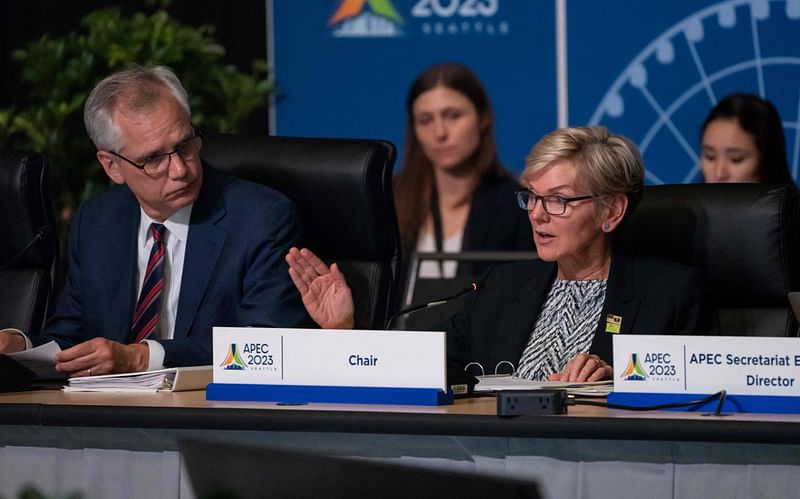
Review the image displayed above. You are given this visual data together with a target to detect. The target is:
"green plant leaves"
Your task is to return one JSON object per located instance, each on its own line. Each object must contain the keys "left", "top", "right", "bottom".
{"left": 0, "top": 4, "right": 272, "bottom": 219}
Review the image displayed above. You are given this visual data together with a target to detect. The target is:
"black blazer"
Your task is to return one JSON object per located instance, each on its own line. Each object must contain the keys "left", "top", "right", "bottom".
{"left": 401, "top": 175, "right": 534, "bottom": 278}
{"left": 445, "top": 252, "right": 719, "bottom": 373}
{"left": 462, "top": 176, "right": 534, "bottom": 253}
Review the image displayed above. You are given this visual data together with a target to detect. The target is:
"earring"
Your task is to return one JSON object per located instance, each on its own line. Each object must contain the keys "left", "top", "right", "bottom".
{"left": 603, "top": 223, "right": 611, "bottom": 232}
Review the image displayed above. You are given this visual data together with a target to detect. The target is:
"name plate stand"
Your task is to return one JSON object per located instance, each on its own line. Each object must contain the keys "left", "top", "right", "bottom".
{"left": 206, "top": 327, "right": 452, "bottom": 406}
{"left": 610, "top": 335, "right": 800, "bottom": 413}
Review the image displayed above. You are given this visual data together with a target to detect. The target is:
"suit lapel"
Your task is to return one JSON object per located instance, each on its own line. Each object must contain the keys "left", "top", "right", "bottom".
{"left": 462, "top": 181, "right": 490, "bottom": 250}
{"left": 101, "top": 190, "right": 139, "bottom": 342}
{"left": 174, "top": 167, "right": 227, "bottom": 339}
{"left": 591, "top": 252, "right": 640, "bottom": 361}
{"left": 491, "top": 261, "right": 557, "bottom": 366}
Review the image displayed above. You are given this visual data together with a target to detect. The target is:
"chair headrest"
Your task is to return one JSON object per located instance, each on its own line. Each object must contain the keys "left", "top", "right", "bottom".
{"left": 615, "top": 183, "right": 800, "bottom": 306}
{"left": 0, "top": 152, "right": 58, "bottom": 270}
{"left": 201, "top": 134, "right": 400, "bottom": 261}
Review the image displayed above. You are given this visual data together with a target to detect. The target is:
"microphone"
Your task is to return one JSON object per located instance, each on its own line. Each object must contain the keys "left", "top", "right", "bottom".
{"left": 385, "top": 279, "right": 482, "bottom": 330}
{"left": 1, "top": 225, "right": 51, "bottom": 270}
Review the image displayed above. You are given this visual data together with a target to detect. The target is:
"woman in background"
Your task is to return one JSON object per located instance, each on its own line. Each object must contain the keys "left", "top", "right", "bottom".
{"left": 395, "top": 62, "right": 533, "bottom": 279}
{"left": 700, "top": 93, "right": 793, "bottom": 184}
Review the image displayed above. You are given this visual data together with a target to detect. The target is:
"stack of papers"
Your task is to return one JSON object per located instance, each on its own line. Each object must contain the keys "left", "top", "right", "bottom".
{"left": 475, "top": 375, "right": 613, "bottom": 396}
{"left": 64, "top": 365, "right": 212, "bottom": 393}
{"left": 8, "top": 341, "right": 65, "bottom": 380}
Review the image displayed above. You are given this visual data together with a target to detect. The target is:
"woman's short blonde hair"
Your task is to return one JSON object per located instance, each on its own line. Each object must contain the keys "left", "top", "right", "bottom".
{"left": 522, "top": 127, "right": 644, "bottom": 218}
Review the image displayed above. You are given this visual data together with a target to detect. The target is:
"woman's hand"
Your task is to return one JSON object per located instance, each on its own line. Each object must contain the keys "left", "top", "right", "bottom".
{"left": 286, "top": 247, "right": 355, "bottom": 329}
{"left": 548, "top": 353, "right": 612, "bottom": 382}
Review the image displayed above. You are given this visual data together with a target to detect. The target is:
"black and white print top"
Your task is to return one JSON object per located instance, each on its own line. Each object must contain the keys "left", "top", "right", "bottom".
{"left": 516, "top": 278, "right": 607, "bottom": 380}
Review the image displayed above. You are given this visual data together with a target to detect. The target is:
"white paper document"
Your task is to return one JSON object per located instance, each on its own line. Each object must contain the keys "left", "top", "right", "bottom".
{"left": 9, "top": 340, "right": 64, "bottom": 380}
{"left": 475, "top": 375, "right": 613, "bottom": 396}
{"left": 64, "top": 365, "right": 212, "bottom": 392}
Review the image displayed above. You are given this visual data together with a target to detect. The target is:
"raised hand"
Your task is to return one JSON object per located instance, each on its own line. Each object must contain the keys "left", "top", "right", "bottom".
{"left": 286, "top": 247, "right": 355, "bottom": 329}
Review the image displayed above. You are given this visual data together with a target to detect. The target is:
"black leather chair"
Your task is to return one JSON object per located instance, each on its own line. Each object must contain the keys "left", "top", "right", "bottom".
{"left": 0, "top": 151, "right": 59, "bottom": 335}
{"left": 201, "top": 134, "right": 401, "bottom": 330}
{"left": 615, "top": 183, "right": 800, "bottom": 336}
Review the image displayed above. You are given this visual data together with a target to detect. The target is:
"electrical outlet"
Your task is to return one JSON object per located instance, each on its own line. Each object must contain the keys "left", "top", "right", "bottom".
{"left": 497, "top": 390, "right": 568, "bottom": 416}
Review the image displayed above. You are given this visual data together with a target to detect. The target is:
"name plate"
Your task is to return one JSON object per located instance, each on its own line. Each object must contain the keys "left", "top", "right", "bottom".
{"left": 212, "top": 327, "right": 446, "bottom": 390}
{"left": 613, "top": 335, "right": 800, "bottom": 396}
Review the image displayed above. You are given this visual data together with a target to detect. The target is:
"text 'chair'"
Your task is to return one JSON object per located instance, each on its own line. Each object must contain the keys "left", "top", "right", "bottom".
{"left": 0, "top": 151, "right": 58, "bottom": 335}
{"left": 615, "top": 183, "right": 800, "bottom": 336}
{"left": 202, "top": 134, "right": 401, "bottom": 330}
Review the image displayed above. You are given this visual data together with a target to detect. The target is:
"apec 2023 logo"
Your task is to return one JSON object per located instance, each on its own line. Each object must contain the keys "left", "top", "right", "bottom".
{"left": 620, "top": 352, "right": 678, "bottom": 381}
{"left": 328, "top": 0, "right": 508, "bottom": 37}
{"left": 220, "top": 343, "right": 277, "bottom": 372}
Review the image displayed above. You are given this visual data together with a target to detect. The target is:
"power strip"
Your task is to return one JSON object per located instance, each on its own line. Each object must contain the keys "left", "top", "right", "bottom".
{"left": 497, "top": 390, "right": 568, "bottom": 416}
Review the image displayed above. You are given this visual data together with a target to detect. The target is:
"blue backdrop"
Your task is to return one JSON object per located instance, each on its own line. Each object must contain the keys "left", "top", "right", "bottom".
{"left": 270, "top": 0, "right": 800, "bottom": 183}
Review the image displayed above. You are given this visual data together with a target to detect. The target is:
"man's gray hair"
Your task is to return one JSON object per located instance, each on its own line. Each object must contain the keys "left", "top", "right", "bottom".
{"left": 83, "top": 65, "right": 191, "bottom": 151}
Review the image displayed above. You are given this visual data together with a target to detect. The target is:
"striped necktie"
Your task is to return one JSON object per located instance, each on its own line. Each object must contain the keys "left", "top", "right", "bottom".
{"left": 130, "top": 223, "right": 167, "bottom": 343}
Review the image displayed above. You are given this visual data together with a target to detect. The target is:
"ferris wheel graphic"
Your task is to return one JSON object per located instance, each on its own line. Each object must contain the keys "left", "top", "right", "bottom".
{"left": 588, "top": 0, "right": 800, "bottom": 184}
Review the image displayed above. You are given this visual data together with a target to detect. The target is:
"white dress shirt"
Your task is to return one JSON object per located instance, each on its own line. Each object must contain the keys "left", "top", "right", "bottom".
{"left": 416, "top": 229, "right": 464, "bottom": 278}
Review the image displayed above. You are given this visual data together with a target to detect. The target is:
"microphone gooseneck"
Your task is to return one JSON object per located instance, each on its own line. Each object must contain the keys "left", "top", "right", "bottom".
{"left": 385, "top": 280, "right": 481, "bottom": 330}
{"left": 0, "top": 225, "right": 50, "bottom": 270}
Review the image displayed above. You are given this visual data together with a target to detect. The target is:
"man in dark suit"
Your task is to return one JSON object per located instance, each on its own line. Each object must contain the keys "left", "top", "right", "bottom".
{"left": 0, "top": 65, "right": 310, "bottom": 375}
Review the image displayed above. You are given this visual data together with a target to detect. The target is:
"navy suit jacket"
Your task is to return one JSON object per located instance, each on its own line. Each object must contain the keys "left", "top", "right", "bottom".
{"left": 35, "top": 165, "right": 312, "bottom": 366}
{"left": 445, "top": 252, "right": 719, "bottom": 374}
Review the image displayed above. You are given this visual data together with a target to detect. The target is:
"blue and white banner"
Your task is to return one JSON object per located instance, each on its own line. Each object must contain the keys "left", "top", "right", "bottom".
{"left": 576, "top": 0, "right": 800, "bottom": 184}
{"left": 269, "top": 0, "right": 555, "bottom": 172}
{"left": 270, "top": 0, "right": 800, "bottom": 182}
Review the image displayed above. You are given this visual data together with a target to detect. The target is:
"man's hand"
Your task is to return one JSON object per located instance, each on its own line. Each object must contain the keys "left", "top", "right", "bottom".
{"left": 286, "top": 247, "right": 355, "bottom": 329}
{"left": 548, "top": 353, "right": 612, "bottom": 382}
{"left": 0, "top": 330, "right": 26, "bottom": 353}
{"left": 55, "top": 337, "right": 150, "bottom": 377}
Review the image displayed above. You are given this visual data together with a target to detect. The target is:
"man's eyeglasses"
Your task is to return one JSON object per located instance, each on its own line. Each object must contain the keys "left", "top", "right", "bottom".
{"left": 515, "top": 190, "right": 596, "bottom": 216}
{"left": 107, "top": 129, "right": 202, "bottom": 177}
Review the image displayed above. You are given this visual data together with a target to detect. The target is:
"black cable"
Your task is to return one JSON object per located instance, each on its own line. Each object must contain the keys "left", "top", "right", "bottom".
{"left": 714, "top": 390, "right": 728, "bottom": 416}
{"left": 567, "top": 390, "right": 727, "bottom": 412}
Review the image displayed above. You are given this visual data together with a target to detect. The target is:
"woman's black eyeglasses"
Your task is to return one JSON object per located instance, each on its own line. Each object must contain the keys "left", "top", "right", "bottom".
{"left": 515, "top": 190, "right": 596, "bottom": 215}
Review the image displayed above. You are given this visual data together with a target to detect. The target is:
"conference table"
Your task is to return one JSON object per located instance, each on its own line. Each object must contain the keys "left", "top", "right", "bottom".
{"left": 1, "top": 388, "right": 799, "bottom": 499}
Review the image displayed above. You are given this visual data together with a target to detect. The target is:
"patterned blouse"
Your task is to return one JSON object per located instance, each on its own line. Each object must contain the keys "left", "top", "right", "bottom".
{"left": 516, "top": 278, "right": 608, "bottom": 380}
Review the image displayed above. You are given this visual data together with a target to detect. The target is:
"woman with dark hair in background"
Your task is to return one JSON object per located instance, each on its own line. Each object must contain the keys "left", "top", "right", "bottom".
{"left": 700, "top": 93, "right": 794, "bottom": 184}
{"left": 394, "top": 62, "right": 533, "bottom": 279}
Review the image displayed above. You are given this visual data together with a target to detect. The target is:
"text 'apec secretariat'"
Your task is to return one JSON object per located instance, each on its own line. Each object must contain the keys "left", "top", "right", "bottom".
{"left": 689, "top": 353, "right": 800, "bottom": 367}
{"left": 687, "top": 353, "right": 798, "bottom": 388}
